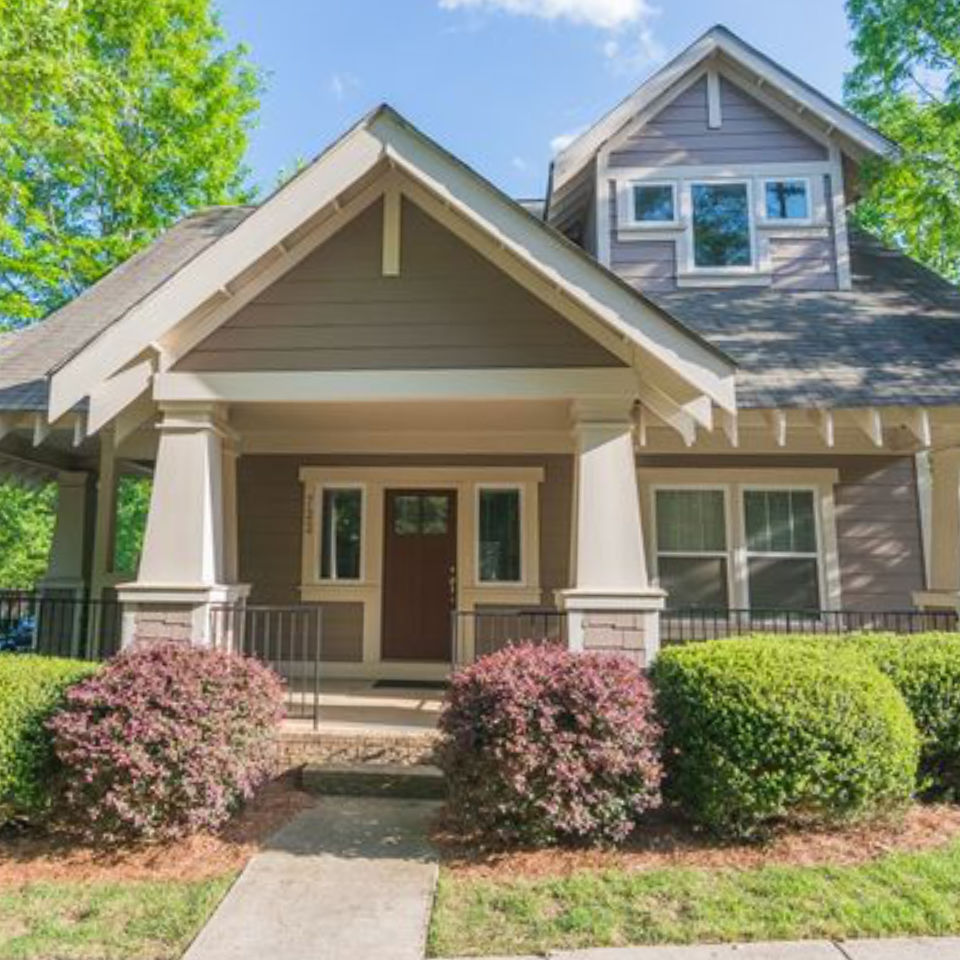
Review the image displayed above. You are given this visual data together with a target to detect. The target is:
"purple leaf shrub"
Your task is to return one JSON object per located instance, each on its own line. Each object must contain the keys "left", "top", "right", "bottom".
{"left": 437, "top": 643, "right": 662, "bottom": 845}
{"left": 47, "top": 642, "right": 285, "bottom": 841}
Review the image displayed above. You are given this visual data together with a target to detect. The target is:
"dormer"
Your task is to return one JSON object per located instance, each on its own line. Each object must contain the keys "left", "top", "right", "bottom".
{"left": 546, "top": 25, "right": 896, "bottom": 292}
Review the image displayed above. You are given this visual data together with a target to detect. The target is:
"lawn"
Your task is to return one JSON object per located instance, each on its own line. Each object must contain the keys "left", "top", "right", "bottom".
{"left": 428, "top": 837, "right": 960, "bottom": 957}
{"left": 0, "top": 876, "right": 235, "bottom": 960}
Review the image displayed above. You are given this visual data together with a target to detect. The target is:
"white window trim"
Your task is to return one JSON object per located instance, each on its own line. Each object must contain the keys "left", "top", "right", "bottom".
{"left": 317, "top": 482, "right": 367, "bottom": 584}
{"left": 650, "top": 484, "right": 735, "bottom": 608}
{"left": 475, "top": 482, "right": 527, "bottom": 588}
{"left": 758, "top": 176, "right": 813, "bottom": 227}
{"left": 685, "top": 178, "right": 757, "bottom": 275}
{"left": 639, "top": 468, "right": 841, "bottom": 612}
{"left": 619, "top": 179, "right": 680, "bottom": 231}
{"left": 740, "top": 484, "right": 825, "bottom": 611}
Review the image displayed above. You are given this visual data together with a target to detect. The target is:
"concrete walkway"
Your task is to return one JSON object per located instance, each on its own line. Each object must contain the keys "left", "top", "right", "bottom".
{"left": 454, "top": 939, "right": 960, "bottom": 960}
{"left": 183, "top": 796, "right": 441, "bottom": 960}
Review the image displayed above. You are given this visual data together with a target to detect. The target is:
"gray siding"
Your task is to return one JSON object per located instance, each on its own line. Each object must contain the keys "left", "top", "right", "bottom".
{"left": 770, "top": 237, "right": 838, "bottom": 290}
{"left": 178, "top": 198, "right": 621, "bottom": 372}
{"left": 636, "top": 454, "right": 925, "bottom": 611}
{"left": 609, "top": 76, "right": 827, "bottom": 167}
{"left": 236, "top": 454, "right": 575, "bottom": 662}
{"left": 609, "top": 185, "right": 678, "bottom": 291}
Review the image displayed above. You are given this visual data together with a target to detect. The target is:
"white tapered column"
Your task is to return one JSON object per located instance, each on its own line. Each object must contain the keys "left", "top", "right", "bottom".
{"left": 915, "top": 447, "right": 960, "bottom": 611}
{"left": 118, "top": 404, "right": 248, "bottom": 646}
{"left": 558, "top": 401, "right": 664, "bottom": 665}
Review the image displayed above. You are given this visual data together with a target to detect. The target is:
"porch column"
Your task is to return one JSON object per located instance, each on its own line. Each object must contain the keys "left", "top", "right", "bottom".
{"left": 915, "top": 447, "right": 960, "bottom": 612}
{"left": 117, "top": 404, "right": 249, "bottom": 646}
{"left": 37, "top": 471, "right": 96, "bottom": 656}
{"left": 558, "top": 401, "right": 665, "bottom": 665}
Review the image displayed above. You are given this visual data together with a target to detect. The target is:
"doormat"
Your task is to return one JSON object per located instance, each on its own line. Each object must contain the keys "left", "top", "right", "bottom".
{"left": 372, "top": 679, "right": 449, "bottom": 690}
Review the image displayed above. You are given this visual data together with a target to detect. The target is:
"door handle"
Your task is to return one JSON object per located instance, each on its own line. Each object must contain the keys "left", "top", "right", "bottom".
{"left": 448, "top": 564, "right": 457, "bottom": 607}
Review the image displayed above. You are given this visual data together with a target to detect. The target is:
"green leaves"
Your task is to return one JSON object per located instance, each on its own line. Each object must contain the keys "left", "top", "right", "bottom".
{"left": 845, "top": 0, "right": 960, "bottom": 281}
{"left": 0, "top": 0, "right": 261, "bottom": 329}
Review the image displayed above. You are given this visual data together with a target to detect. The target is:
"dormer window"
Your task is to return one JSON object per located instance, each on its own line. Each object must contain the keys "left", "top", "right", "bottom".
{"left": 691, "top": 181, "right": 752, "bottom": 269}
{"left": 764, "top": 178, "right": 810, "bottom": 222}
{"left": 632, "top": 182, "right": 676, "bottom": 224}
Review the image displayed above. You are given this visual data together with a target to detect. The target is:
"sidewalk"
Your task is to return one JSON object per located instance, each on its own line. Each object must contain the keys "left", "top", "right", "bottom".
{"left": 183, "top": 796, "right": 441, "bottom": 960}
{"left": 450, "top": 939, "right": 960, "bottom": 959}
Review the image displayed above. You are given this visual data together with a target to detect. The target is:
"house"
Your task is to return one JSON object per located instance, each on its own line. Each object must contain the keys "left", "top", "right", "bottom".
{"left": 2, "top": 25, "right": 960, "bottom": 678}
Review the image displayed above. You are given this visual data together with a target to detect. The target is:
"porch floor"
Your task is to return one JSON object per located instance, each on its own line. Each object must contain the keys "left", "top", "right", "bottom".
{"left": 282, "top": 679, "right": 443, "bottom": 736}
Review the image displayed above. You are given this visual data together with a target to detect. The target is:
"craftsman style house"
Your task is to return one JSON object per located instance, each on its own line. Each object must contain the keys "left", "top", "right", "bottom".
{"left": 3, "top": 26, "right": 960, "bottom": 677}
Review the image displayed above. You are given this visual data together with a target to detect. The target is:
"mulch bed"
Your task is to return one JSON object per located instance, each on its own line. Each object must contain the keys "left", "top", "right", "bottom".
{"left": 435, "top": 803, "right": 960, "bottom": 880}
{"left": 0, "top": 772, "right": 316, "bottom": 886}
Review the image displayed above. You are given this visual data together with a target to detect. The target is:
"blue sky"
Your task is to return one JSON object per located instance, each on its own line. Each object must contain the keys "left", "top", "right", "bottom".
{"left": 217, "top": 0, "right": 855, "bottom": 200}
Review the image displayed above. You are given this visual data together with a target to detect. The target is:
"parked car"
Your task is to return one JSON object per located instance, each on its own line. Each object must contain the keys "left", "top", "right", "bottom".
{"left": 0, "top": 615, "right": 36, "bottom": 653}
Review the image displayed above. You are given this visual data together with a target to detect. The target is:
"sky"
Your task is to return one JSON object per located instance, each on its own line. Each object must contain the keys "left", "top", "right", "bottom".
{"left": 216, "top": 0, "right": 856, "bottom": 201}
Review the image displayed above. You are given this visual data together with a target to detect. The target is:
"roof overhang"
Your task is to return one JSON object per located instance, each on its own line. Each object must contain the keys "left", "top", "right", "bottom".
{"left": 552, "top": 24, "right": 898, "bottom": 195}
{"left": 48, "top": 106, "right": 737, "bottom": 432}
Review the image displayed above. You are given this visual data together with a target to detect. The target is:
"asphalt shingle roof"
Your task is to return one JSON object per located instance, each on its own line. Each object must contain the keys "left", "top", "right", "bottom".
{"left": 648, "top": 231, "right": 960, "bottom": 409}
{"left": 0, "top": 206, "right": 253, "bottom": 411}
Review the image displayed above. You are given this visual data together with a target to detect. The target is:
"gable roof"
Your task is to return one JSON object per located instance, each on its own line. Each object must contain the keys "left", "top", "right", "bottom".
{"left": 43, "top": 104, "right": 737, "bottom": 425}
{"left": 648, "top": 231, "right": 960, "bottom": 409}
{"left": 551, "top": 24, "right": 896, "bottom": 196}
{"left": 0, "top": 207, "right": 251, "bottom": 411}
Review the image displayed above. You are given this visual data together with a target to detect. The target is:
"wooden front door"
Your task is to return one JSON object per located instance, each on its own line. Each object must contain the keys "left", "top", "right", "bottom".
{"left": 382, "top": 490, "right": 458, "bottom": 661}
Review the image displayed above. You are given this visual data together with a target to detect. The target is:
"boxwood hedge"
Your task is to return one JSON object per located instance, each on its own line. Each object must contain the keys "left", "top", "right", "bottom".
{"left": 0, "top": 654, "right": 98, "bottom": 822}
{"left": 650, "top": 638, "right": 918, "bottom": 838}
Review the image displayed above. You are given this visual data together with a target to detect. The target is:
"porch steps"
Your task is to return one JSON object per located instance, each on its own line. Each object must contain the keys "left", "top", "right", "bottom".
{"left": 301, "top": 763, "right": 446, "bottom": 800}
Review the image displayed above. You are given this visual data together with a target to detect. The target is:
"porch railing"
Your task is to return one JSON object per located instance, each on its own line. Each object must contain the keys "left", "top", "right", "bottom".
{"left": 0, "top": 590, "right": 122, "bottom": 660}
{"left": 209, "top": 603, "right": 323, "bottom": 729}
{"left": 452, "top": 608, "right": 567, "bottom": 666}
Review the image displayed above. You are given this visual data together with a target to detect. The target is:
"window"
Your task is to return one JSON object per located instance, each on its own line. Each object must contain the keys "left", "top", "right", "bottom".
{"left": 632, "top": 183, "right": 675, "bottom": 223}
{"left": 320, "top": 487, "right": 362, "bottom": 580}
{"left": 478, "top": 487, "right": 521, "bottom": 583}
{"left": 743, "top": 489, "right": 820, "bottom": 610}
{"left": 691, "top": 182, "right": 752, "bottom": 268}
{"left": 765, "top": 179, "right": 809, "bottom": 221}
{"left": 655, "top": 489, "right": 728, "bottom": 609}
{"left": 391, "top": 493, "right": 450, "bottom": 536}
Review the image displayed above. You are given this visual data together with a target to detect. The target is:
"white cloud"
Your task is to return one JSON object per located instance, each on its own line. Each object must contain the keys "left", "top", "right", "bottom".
{"left": 511, "top": 156, "right": 529, "bottom": 171}
{"left": 438, "top": 0, "right": 653, "bottom": 30}
{"left": 549, "top": 127, "right": 586, "bottom": 153}
{"left": 328, "top": 72, "right": 359, "bottom": 102}
{"left": 602, "top": 23, "right": 664, "bottom": 73}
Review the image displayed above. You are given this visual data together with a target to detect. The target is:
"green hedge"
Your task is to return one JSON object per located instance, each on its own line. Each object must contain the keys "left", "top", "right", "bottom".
{"left": 0, "top": 655, "right": 98, "bottom": 821}
{"left": 651, "top": 639, "right": 918, "bottom": 838}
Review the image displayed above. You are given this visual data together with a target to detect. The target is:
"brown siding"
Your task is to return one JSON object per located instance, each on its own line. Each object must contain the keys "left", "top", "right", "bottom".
{"left": 236, "top": 453, "right": 575, "bottom": 661}
{"left": 609, "top": 76, "right": 827, "bottom": 168}
{"left": 636, "top": 454, "right": 925, "bottom": 611}
{"left": 177, "top": 198, "right": 621, "bottom": 372}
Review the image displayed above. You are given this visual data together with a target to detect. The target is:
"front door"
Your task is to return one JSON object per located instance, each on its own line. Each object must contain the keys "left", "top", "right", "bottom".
{"left": 382, "top": 489, "right": 457, "bottom": 660}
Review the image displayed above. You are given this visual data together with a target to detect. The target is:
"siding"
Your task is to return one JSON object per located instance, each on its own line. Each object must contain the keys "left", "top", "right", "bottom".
{"left": 236, "top": 453, "right": 575, "bottom": 661}
{"left": 770, "top": 237, "right": 838, "bottom": 290}
{"left": 636, "top": 454, "right": 925, "bottom": 611}
{"left": 609, "top": 186, "right": 678, "bottom": 291}
{"left": 609, "top": 76, "right": 827, "bottom": 167}
{"left": 177, "top": 198, "right": 621, "bottom": 372}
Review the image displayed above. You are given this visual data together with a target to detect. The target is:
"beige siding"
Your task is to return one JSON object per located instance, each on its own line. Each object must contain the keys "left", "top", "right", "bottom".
{"left": 177, "top": 198, "right": 621, "bottom": 372}
{"left": 236, "top": 453, "right": 574, "bottom": 662}
{"left": 609, "top": 76, "right": 827, "bottom": 167}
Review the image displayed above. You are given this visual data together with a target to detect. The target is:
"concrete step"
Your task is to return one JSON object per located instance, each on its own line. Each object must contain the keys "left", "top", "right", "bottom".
{"left": 301, "top": 763, "right": 446, "bottom": 800}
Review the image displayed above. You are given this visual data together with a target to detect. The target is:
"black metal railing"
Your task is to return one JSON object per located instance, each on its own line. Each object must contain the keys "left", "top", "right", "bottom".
{"left": 209, "top": 603, "right": 323, "bottom": 729}
{"left": 451, "top": 608, "right": 568, "bottom": 665}
{"left": 0, "top": 590, "right": 122, "bottom": 660}
{"left": 661, "top": 607, "right": 960, "bottom": 644}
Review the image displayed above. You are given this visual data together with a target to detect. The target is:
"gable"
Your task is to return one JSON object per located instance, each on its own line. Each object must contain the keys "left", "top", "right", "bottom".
{"left": 609, "top": 75, "right": 828, "bottom": 169}
{"left": 175, "top": 196, "right": 624, "bottom": 372}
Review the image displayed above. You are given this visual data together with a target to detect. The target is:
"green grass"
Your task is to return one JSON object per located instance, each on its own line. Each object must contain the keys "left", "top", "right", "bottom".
{"left": 0, "top": 875, "right": 236, "bottom": 960}
{"left": 428, "top": 839, "right": 960, "bottom": 957}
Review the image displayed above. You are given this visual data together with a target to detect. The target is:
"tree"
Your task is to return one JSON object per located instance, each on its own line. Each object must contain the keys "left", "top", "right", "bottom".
{"left": 0, "top": 482, "right": 55, "bottom": 588}
{"left": 0, "top": 0, "right": 261, "bottom": 328}
{"left": 845, "top": 0, "right": 960, "bottom": 281}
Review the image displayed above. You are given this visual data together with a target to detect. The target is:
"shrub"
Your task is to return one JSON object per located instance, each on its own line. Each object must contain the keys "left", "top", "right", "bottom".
{"left": 437, "top": 643, "right": 662, "bottom": 846}
{"left": 650, "top": 638, "right": 918, "bottom": 838}
{"left": 48, "top": 642, "right": 285, "bottom": 841}
{"left": 0, "top": 655, "right": 98, "bottom": 823}
{"left": 845, "top": 633, "right": 960, "bottom": 798}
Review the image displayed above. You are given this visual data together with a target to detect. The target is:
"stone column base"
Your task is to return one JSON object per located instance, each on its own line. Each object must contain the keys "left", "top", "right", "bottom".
{"left": 116, "top": 583, "right": 251, "bottom": 649}
{"left": 557, "top": 589, "right": 666, "bottom": 667}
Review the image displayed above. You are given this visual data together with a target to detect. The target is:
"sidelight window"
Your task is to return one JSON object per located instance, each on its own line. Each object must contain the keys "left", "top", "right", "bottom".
{"left": 477, "top": 486, "right": 522, "bottom": 583}
{"left": 320, "top": 487, "right": 363, "bottom": 581}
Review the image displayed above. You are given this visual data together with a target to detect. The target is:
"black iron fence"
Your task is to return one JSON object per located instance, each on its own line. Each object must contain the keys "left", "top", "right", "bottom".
{"left": 452, "top": 608, "right": 567, "bottom": 665}
{"left": 0, "top": 590, "right": 122, "bottom": 660}
{"left": 209, "top": 603, "right": 323, "bottom": 728}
